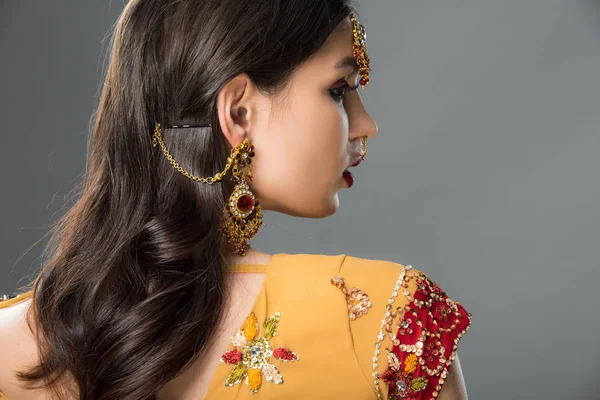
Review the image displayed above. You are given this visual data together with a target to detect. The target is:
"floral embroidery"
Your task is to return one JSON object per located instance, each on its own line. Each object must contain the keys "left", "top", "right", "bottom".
{"left": 416, "top": 275, "right": 446, "bottom": 301}
{"left": 397, "top": 316, "right": 416, "bottom": 337}
{"left": 377, "top": 269, "right": 472, "bottom": 400}
{"left": 421, "top": 337, "right": 445, "bottom": 371}
{"left": 273, "top": 347, "right": 298, "bottom": 361}
{"left": 330, "top": 275, "right": 372, "bottom": 320}
{"left": 220, "top": 311, "right": 299, "bottom": 393}
{"left": 380, "top": 351, "right": 428, "bottom": 399}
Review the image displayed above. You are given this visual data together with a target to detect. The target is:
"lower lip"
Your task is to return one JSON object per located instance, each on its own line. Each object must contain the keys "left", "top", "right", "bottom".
{"left": 342, "top": 170, "right": 354, "bottom": 188}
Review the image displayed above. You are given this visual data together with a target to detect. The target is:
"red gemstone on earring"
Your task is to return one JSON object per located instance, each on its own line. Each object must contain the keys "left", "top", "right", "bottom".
{"left": 237, "top": 195, "right": 254, "bottom": 212}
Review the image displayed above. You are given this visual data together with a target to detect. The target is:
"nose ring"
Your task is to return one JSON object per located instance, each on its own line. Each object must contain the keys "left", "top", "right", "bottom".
{"left": 360, "top": 136, "right": 368, "bottom": 159}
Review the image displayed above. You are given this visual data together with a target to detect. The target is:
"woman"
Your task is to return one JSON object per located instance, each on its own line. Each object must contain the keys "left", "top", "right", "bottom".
{"left": 0, "top": 0, "right": 471, "bottom": 399}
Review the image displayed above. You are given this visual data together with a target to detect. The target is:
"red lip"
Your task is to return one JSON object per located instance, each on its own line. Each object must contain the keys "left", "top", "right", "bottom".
{"left": 348, "top": 156, "right": 363, "bottom": 168}
{"left": 342, "top": 170, "right": 354, "bottom": 188}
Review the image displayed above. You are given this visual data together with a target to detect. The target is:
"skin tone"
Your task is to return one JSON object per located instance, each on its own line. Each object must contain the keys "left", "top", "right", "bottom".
{"left": 216, "top": 17, "right": 378, "bottom": 221}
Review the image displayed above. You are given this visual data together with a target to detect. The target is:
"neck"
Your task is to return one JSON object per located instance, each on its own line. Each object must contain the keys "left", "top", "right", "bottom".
{"left": 231, "top": 247, "right": 273, "bottom": 266}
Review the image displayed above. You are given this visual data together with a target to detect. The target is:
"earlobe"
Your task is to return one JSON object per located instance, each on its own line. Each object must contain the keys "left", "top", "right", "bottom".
{"left": 217, "top": 74, "right": 254, "bottom": 149}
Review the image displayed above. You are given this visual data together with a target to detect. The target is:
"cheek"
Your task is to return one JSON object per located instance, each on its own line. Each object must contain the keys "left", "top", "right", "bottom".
{"left": 279, "top": 96, "right": 345, "bottom": 182}
{"left": 251, "top": 92, "right": 348, "bottom": 205}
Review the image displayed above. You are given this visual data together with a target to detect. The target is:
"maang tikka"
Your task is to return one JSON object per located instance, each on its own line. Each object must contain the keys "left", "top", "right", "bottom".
{"left": 152, "top": 123, "right": 263, "bottom": 256}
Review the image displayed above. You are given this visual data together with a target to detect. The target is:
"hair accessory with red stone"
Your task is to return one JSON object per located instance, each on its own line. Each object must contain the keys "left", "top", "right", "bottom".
{"left": 349, "top": 10, "right": 372, "bottom": 89}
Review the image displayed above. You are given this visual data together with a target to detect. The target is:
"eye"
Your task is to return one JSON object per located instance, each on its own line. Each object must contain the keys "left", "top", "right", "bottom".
{"left": 329, "top": 83, "right": 359, "bottom": 103}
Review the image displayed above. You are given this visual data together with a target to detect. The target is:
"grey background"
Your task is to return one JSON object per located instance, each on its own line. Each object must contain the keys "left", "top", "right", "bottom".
{"left": 1, "top": 1, "right": 599, "bottom": 399}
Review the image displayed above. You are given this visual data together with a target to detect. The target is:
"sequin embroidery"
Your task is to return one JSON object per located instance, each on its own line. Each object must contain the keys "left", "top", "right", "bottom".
{"left": 330, "top": 275, "right": 372, "bottom": 320}
{"left": 376, "top": 269, "right": 472, "bottom": 400}
{"left": 220, "top": 311, "right": 299, "bottom": 393}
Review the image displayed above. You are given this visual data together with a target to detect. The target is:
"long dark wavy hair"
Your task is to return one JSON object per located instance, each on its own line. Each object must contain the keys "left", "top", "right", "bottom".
{"left": 13, "top": 0, "right": 355, "bottom": 398}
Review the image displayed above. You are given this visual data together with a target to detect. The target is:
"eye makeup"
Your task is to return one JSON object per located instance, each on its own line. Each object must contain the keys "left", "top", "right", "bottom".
{"left": 329, "top": 83, "right": 359, "bottom": 102}
{"left": 329, "top": 78, "right": 360, "bottom": 102}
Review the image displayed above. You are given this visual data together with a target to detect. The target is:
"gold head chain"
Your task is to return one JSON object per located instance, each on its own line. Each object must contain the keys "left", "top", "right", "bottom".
{"left": 152, "top": 122, "right": 251, "bottom": 183}
{"left": 152, "top": 122, "right": 260, "bottom": 256}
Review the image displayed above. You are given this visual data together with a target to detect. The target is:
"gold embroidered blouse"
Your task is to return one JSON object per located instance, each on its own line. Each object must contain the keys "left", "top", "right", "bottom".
{"left": 0, "top": 253, "right": 471, "bottom": 399}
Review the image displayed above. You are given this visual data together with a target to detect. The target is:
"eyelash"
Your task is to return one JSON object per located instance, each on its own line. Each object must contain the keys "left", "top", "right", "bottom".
{"left": 329, "top": 83, "right": 359, "bottom": 102}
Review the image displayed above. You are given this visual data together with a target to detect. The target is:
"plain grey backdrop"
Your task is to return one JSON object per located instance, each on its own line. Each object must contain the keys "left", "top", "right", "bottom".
{"left": 1, "top": 1, "right": 599, "bottom": 399}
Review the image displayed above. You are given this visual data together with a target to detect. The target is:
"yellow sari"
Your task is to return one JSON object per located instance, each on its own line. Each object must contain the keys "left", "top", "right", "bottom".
{"left": 0, "top": 253, "right": 472, "bottom": 399}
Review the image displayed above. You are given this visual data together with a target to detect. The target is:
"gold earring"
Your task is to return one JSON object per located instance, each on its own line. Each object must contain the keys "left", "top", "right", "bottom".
{"left": 152, "top": 123, "right": 263, "bottom": 256}
{"left": 220, "top": 139, "right": 263, "bottom": 256}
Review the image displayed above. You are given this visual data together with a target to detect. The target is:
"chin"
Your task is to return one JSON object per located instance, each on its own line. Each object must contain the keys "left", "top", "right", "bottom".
{"left": 300, "top": 194, "right": 340, "bottom": 219}
{"left": 319, "top": 194, "right": 340, "bottom": 217}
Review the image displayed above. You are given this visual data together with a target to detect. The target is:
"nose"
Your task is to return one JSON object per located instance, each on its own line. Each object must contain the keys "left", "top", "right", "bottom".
{"left": 346, "top": 91, "right": 378, "bottom": 141}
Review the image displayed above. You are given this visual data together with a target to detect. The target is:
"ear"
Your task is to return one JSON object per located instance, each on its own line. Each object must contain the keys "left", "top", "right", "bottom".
{"left": 216, "top": 73, "right": 255, "bottom": 149}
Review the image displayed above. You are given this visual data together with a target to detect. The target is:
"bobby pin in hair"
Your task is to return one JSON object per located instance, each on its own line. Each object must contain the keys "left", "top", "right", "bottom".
{"left": 165, "top": 124, "right": 212, "bottom": 129}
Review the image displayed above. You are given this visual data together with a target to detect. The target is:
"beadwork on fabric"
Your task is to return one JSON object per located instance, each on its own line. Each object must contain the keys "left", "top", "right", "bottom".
{"left": 330, "top": 275, "right": 372, "bottom": 320}
{"left": 220, "top": 311, "right": 299, "bottom": 394}
{"left": 371, "top": 266, "right": 472, "bottom": 400}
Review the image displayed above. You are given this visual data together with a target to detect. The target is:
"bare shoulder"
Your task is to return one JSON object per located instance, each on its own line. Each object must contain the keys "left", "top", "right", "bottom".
{"left": 0, "top": 297, "right": 48, "bottom": 399}
{"left": 0, "top": 296, "right": 38, "bottom": 362}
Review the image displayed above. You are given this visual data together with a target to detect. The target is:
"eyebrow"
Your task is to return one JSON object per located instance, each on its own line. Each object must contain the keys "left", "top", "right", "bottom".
{"left": 334, "top": 55, "right": 359, "bottom": 74}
